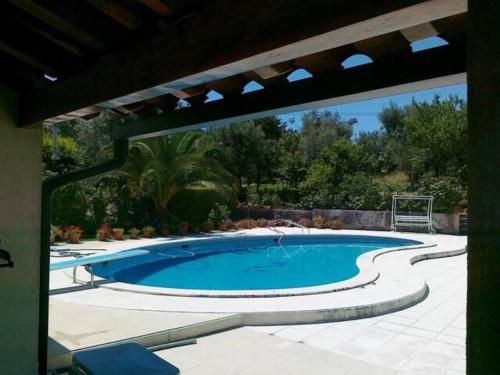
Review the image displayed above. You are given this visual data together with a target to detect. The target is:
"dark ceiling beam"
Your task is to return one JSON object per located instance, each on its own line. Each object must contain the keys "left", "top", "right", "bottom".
{"left": 138, "top": 0, "right": 172, "bottom": 17}
{"left": 0, "top": 40, "right": 55, "bottom": 74}
{"left": 12, "top": 16, "right": 83, "bottom": 56}
{"left": 7, "top": 0, "right": 106, "bottom": 52}
{"left": 112, "top": 42, "right": 466, "bottom": 141}
{"left": 86, "top": 0, "right": 142, "bottom": 30}
{"left": 18, "top": 0, "right": 466, "bottom": 127}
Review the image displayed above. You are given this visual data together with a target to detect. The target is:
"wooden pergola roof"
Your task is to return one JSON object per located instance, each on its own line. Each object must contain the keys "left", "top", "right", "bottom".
{"left": 2, "top": 0, "right": 466, "bottom": 133}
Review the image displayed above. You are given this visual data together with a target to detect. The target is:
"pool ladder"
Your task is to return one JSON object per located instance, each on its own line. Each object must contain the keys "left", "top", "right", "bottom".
{"left": 267, "top": 219, "right": 309, "bottom": 244}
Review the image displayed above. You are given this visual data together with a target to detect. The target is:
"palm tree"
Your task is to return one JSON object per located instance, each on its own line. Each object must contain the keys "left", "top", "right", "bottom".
{"left": 118, "top": 132, "right": 235, "bottom": 221}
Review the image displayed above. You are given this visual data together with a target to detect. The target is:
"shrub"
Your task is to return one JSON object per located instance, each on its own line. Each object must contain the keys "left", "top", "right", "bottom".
{"left": 334, "top": 173, "right": 386, "bottom": 211}
{"left": 257, "top": 218, "right": 268, "bottom": 228}
{"left": 178, "top": 222, "right": 190, "bottom": 235}
{"left": 208, "top": 203, "right": 231, "bottom": 226}
{"left": 298, "top": 217, "right": 312, "bottom": 227}
{"left": 328, "top": 219, "right": 342, "bottom": 230}
{"left": 200, "top": 221, "right": 213, "bottom": 233}
{"left": 312, "top": 216, "right": 326, "bottom": 229}
{"left": 142, "top": 226, "right": 156, "bottom": 238}
{"left": 417, "top": 175, "right": 466, "bottom": 213}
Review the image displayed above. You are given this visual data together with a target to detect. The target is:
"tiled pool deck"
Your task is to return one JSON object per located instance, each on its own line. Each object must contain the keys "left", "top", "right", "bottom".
{"left": 49, "top": 229, "right": 466, "bottom": 373}
{"left": 156, "top": 253, "right": 466, "bottom": 375}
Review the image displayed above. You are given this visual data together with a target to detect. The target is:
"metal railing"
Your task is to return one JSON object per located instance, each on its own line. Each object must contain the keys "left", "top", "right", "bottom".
{"left": 267, "top": 219, "right": 310, "bottom": 244}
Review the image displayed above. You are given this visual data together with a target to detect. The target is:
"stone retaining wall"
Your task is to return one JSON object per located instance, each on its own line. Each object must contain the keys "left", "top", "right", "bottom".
{"left": 234, "top": 207, "right": 465, "bottom": 235}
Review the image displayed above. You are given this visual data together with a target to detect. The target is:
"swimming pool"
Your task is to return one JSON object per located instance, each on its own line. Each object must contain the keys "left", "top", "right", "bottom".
{"left": 92, "top": 235, "right": 421, "bottom": 294}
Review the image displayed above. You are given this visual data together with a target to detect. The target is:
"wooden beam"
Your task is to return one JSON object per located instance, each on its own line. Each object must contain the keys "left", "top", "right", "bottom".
{"left": 112, "top": 42, "right": 465, "bottom": 140}
{"left": 86, "top": 0, "right": 142, "bottom": 30}
{"left": 0, "top": 40, "right": 55, "bottom": 74}
{"left": 19, "top": 0, "right": 467, "bottom": 127}
{"left": 138, "top": 0, "right": 172, "bottom": 17}
{"left": 401, "top": 22, "right": 438, "bottom": 42}
{"left": 13, "top": 17, "right": 83, "bottom": 56}
{"left": 8, "top": 0, "right": 106, "bottom": 52}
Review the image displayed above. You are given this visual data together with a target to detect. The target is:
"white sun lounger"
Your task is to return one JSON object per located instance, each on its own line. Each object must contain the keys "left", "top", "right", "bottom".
{"left": 50, "top": 249, "right": 149, "bottom": 287}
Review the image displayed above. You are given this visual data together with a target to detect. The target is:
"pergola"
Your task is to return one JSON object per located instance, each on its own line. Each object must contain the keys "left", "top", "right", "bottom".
{"left": 0, "top": 0, "right": 497, "bottom": 374}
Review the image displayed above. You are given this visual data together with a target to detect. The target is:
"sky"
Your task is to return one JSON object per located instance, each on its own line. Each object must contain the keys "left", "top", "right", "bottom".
{"left": 205, "top": 36, "right": 466, "bottom": 136}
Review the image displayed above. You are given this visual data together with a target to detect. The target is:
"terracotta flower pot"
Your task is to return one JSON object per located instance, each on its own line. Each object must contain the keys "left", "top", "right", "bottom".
{"left": 162, "top": 227, "right": 170, "bottom": 236}
{"left": 68, "top": 232, "right": 81, "bottom": 244}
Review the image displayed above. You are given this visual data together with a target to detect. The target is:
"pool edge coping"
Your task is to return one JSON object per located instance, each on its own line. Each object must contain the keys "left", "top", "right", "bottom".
{"left": 76, "top": 233, "right": 436, "bottom": 298}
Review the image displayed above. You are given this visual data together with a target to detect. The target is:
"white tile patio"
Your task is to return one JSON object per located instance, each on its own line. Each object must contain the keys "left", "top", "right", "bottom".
{"left": 153, "top": 253, "right": 465, "bottom": 374}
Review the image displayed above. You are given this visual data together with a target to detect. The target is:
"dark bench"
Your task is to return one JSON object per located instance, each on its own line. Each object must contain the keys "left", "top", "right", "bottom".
{"left": 71, "top": 343, "right": 180, "bottom": 375}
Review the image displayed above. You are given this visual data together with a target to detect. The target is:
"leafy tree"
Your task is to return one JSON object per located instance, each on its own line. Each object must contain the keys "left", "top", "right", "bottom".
{"left": 417, "top": 174, "right": 466, "bottom": 213}
{"left": 119, "top": 132, "right": 235, "bottom": 221}
{"left": 300, "top": 110, "right": 356, "bottom": 164}
{"left": 333, "top": 173, "right": 386, "bottom": 210}
{"left": 42, "top": 133, "right": 80, "bottom": 178}
{"left": 403, "top": 96, "right": 467, "bottom": 184}
{"left": 300, "top": 140, "right": 376, "bottom": 208}
{"left": 255, "top": 116, "right": 287, "bottom": 140}
{"left": 274, "top": 132, "right": 306, "bottom": 189}
{"left": 209, "top": 120, "right": 275, "bottom": 190}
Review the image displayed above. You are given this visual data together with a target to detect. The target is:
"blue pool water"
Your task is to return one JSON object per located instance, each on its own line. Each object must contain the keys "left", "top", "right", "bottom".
{"left": 92, "top": 235, "right": 420, "bottom": 290}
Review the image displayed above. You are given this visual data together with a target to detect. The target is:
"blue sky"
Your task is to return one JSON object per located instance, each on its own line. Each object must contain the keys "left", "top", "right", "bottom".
{"left": 205, "top": 36, "right": 466, "bottom": 135}
{"left": 278, "top": 82, "right": 466, "bottom": 135}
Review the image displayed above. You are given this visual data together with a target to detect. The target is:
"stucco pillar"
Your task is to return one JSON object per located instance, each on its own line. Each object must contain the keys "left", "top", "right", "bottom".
{"left": 0, "top": 84, "right": 42, "bottom": 374}
{"left": 467, "top": 0, "right": 500, "bottom": 373}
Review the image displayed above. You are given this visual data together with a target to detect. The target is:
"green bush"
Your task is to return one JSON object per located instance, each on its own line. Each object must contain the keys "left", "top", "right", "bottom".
{"left": 334, "top": 173, "right": 386, "bottom": 211}
{"left": 169, "top": 187, "right": 236, "bottom": 225}
{"left": 417, "top": 175, "right": 466, "bottom": 213}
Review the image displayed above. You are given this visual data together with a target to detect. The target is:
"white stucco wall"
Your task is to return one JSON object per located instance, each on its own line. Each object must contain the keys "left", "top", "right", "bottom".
{"left": 0, "top": 84, "right": 42, "bottom": 374}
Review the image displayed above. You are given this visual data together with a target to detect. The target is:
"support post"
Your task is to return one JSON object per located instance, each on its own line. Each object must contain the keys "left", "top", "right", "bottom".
{"left": 467, "top": 0, "right": 500, "bottom": 373}
{"left": 38, "top": 139, "right": 129, "bottom": 374}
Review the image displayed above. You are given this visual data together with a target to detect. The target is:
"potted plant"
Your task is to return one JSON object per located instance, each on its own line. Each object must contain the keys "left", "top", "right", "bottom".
{"left": 257, "top": 218, "right": 268, "bottom": 228}
{"left": 112, "top": 228, "right": 125, "bottom": 240}
{"left": 178, "top": 221, "right": 190, "bottom": 235}
{"left": 142, "top": 226, "right": 156, "bottom": 238}
{"left": 247, "top": 218, "right": 257, "bottom": 229}
{"left": 160, "top": 224, "right": 170, "bottom": 237}
{"left": 312, "top": 216, "right": 326, "bottom": 229}
{"left": 64, "top": 225, "right": 82, "bottom": 244}
{"left": 50, "top": 225, "right": 62, "bottom": 244}
{"left": 328, "top": 219, "right": 342, "bottom": 230}
{"left": 200, "top": 220, "right": 213, "bottom": 233}
{"left": 218, "top": 220, "right": 227, "bottom": 231}
{"left": 128, "top": 227, "right": 140, "bottom": 239}
{"left": 96, "top": 224, "right": 112, "bottom": 241}
{"left": 298, "top": 217, "right": 312, "bottom": 228}
{"left": 225, "top": 218, "right": 235, "bottom": 230}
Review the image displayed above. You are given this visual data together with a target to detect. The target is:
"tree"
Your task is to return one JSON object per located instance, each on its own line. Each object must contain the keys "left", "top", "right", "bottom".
{"left": 300, "top": 140, "right": 377, "bottom": 208}
{"left": 42, "top": 133, "right": 80, "bottom": 178}
{"left": 209, "top": 121, "right": 275, "bottom": 190}
{"left": 119, "top": 132, "right": 235, "bottom": 221}
{"left": 274, "top": 132, "right": 306, "bottom": 189}
{"left": 378, "top": 96, "right": 467, "bottom": 188}
{"left": 300, "top": 110, "right": 356, "bottom": 164}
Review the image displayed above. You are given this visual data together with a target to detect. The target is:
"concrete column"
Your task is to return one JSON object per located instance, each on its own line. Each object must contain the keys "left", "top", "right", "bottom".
{"left": 467, "top": 1, "right": 500, "bottom": 374}
{"left": 0, "top": 84, "right": 42, "bottom": 374}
